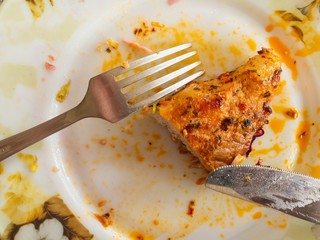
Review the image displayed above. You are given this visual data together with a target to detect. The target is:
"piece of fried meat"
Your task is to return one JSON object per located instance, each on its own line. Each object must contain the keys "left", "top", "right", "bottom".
{"left": 155, "top": 48, "right": 282, "bottom": 171}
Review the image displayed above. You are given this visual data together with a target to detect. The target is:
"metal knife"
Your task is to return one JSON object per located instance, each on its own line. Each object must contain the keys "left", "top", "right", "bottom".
{"left": 205, "top": 165, "right": 320, "bottom": 224}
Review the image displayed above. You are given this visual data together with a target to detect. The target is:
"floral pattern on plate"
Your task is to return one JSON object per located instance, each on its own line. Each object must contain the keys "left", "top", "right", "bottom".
{"left": 2, "top": 197, "right": 93, "bottom": 240}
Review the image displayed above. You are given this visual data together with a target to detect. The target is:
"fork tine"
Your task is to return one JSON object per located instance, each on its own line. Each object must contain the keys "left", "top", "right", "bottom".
{"left": 118, "top": 51, "right": 197, "bottom": 89}
{"left": 131, "top": 70, "right": 204, "bottom": 110}
{"left": 124, "top": 61, "right": 201, "bottom": 100}
{"left": 107, "top": 43, "right": 192, "bottom": 76}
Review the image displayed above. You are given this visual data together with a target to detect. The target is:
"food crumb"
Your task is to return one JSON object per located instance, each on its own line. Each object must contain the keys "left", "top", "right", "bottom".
{"left": 121, "top": 61, "right": 130, "bottom": 68}
{"left": 286, "top": 108, "right": 298, "bottom": 119}
{"left": 45, "top": 62, "right": 56, "bottom": 71}
{"left": 56, "top": 80, "right": 71, "bottom": 103}
{"left": 96, "top": 38, "right": 119, "bottom": 52}
{"left": 17, "top": 152, "right": 38, "bottom": 172}
{"left": 93, "top": 209, "right": 114, "bottom": 228}
{"left": 187, "top": 200, "right": 195, "bottom": 217}
{"left": 52, "top": 166, "right": 59, "bottom": 172}
{"left": 196, "top": 177, "right": 206, "bottom": 185}
{"left": 97, "top": 200, "right": 108, "bottom": 207}
{"left": 151, "top": 21, "right": 165, "bottom": 28}
{"left": 153, "top": 219, "right": 159, "bottom": 226}
{"left": 252, "top": 211, "right": 262, "bottom": 219}
{"left": 48, "top": 55, "right": 55, "bottom": 61}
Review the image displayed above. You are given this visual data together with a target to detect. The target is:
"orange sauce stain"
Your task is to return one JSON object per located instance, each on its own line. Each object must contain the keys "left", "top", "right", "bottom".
{"left": 309, "top": 165, "right": 320, "bottom": 179}
{"left": 269, "top": 117, "right": 286, "bottom": 134}
{"left": 220, "top": 233, "right": 225, "bottom": 239}
{"left": 252, "top": 211, "right": 262, "bottom": 219}
{"left": 229, "top": 45, "right": 242, "bottom": 56}
{"left": 134, "top": 142, "right": 145, "bottom": 162}
{"left": 129, "top": 232, "right": 155, "bottom": 240}
{"left": 251, "top": 143, "right": 284, "bottom": 158}
{"left": 267, "top": 218, "right": 287, "bottom": 229}
{"left": 196, "top": 177, "right": 206, "bottom": 185}
{"left": 246, "top": 38, "right": 257, "bottom": 51}
{"left": 156, "top": 145, "right": 166, "bottom": 157}
{"left": 296, "top": 121, "right": 311, "bottom": 164}
{"left": 233, "top": 201, "right": 255, "bottom": 217}
{"left": 111, "top": 136, "right": 118, "bottom": 141}
{"left": 97, "top": 200, "right": 108, "bottom": 207}
{"left": 268, "top": 36, "right": 297, "bottom": 80}
{"left": 152, "top": 133, "right": 161, "bottom": 140}
{"left": 265, "top": 24, "right": 274, "bottom": 32}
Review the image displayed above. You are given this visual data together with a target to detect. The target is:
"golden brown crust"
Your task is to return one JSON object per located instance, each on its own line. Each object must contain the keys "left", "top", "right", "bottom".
{"left": 158, "top": 48, "right": 282, "bottom": 171}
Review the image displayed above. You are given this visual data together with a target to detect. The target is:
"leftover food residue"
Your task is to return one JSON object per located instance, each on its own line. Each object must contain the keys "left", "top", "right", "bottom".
{"left": 154, "top": 48, "right": 282, "bottom": 171}
{"left": 56, "top": 80, "right": 71, "bottom": 103}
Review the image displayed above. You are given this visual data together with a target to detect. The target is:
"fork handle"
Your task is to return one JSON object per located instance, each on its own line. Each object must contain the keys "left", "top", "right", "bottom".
{"left": 0, "top": 106, "right": 84, "bottom": 161}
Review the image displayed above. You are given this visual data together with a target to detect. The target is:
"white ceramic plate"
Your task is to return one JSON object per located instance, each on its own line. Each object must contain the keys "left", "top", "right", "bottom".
{"left": 0, "top": 0, "right": 320, "bottom": 239}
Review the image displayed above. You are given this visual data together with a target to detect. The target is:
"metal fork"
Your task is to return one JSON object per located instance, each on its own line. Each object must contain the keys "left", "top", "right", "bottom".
{"left": 0, "top": 43, "right": 203, "bottom": 161}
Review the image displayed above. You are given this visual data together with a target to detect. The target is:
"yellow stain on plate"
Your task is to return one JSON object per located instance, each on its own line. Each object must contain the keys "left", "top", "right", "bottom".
{"left": 267, "top": 218, "right": 288, "bottom": 229}
{"left": 0, "top": 64, "right": 37, "bottom": 97}
{"left": 269, "top": 117, "right": 286, "bottom": 134}
{"left": 0, "top": 163, "right": 4, "bottom": 175}
{"left": 17, "top": 152, "right": 38, "bottom": 172}
{"left": 246, "top": 38, "right": 257, "bottom": 51}
{"left": 134, "top": 142, "right": 145, "bottom": 162}
{"left": 2, "top": 172, "right": 47, "bottom": 225}
{"left": 251, "top": 143, "right": 284, "bottom": 158}
{"left": 229, "top": 45, "right": 242, "bottom": 56}
{"left": 295, "top": 24, "right": 320, "bottom": 56}
{"left": 232, "top": 200, "right": 256, "bottom": 217}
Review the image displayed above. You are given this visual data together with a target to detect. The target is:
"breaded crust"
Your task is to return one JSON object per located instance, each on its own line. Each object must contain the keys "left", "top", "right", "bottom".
{"left": 156, "top": 48, "right": 282, "bottom": 171}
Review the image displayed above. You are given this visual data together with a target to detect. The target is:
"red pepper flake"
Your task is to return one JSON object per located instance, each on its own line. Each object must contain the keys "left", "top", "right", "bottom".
{"left": 187, "top": 200, "right": 195, "bottom": 217}
{"left": 210, "top": 96, "right": 223, "bottom": 109}
{"left": 45, "top": 62, "right": 56, "bottom": 71}
{"left": 239, "top": 103, "right": 246, "bottom": 111}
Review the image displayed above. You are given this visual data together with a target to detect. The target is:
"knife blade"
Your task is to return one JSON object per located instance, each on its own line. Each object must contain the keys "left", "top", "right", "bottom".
{"left": 205, "top": 165, "right": 320, "bottom": 224}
